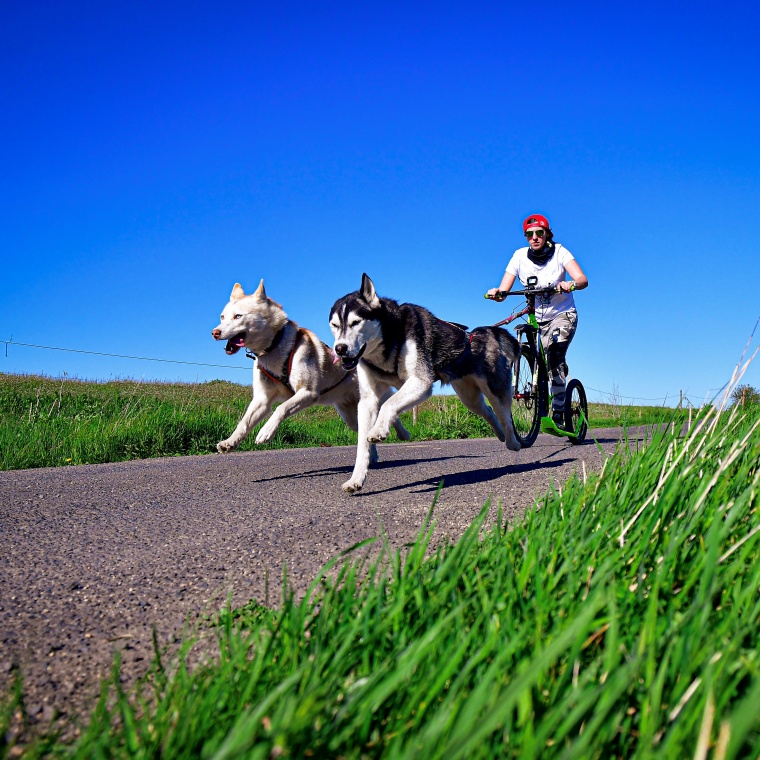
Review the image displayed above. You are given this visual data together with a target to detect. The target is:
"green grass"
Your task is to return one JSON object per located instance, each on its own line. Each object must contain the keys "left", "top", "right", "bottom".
{"left": 5, "top": 400, "right": 759, "bottom": 758}
{"left": 0, "top": 372, "right": 678, "bottom": 471}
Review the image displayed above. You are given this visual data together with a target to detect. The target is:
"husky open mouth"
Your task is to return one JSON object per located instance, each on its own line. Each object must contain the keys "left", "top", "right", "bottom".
{"left": 340, "top": 343, "right": 366, "bottom": 371}
{"left": 224, "top": 332, "right": 247, "bottom": 355}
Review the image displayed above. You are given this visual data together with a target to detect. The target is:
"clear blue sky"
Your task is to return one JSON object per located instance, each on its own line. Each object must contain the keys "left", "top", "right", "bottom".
{"left": 2, "top": 1, "right": 759, "bottom": 408}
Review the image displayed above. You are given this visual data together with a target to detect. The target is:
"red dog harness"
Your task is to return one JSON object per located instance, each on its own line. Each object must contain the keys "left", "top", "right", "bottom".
{"left": 248, "top": 328, "right": 354, "bottom": 395}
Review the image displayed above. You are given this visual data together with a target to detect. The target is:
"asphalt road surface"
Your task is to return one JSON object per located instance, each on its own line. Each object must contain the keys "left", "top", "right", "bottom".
{"left": 0, "top": 429, "right": 628, "bottom": 735}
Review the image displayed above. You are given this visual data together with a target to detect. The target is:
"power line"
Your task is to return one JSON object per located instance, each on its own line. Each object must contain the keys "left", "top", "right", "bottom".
{"left": 584, "top": 385, "right": 727, "bottom": 404}
{"left": 1, "top": 337, "right": 739, "bottom": 402}
{"left": 1, "top": 339, "right": 250, "bottom": 371}
{"left": 583, "top": 385, "right": 676, "bottom": 403}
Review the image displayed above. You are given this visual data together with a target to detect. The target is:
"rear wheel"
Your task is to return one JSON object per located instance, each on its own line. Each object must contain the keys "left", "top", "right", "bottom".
{"left": 564, "top": 378, "right": 588, "bottom": 444}
{"left": 511, "top": 344, "right": 545, "bottom": 448}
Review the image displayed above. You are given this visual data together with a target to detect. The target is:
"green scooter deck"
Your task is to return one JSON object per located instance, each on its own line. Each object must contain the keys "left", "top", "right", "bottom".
{"left": 539, "top": 415, "right": 585, "bottom": 439}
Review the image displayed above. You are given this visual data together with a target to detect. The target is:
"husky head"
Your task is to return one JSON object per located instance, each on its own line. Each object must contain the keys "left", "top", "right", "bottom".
{"left": 211, "top": 280, "right": 288, "bottom": 355}
{"left": 329, "top": 273, "right": 384, "bottom": 370}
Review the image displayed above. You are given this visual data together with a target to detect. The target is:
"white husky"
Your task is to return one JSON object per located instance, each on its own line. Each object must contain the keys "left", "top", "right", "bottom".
{"left": 211, "top": 280, "right": 409, "bottom": 457}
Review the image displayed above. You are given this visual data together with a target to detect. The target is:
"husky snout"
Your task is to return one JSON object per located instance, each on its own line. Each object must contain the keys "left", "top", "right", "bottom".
{"left": 333, "top": 342, "right": 366, "bottom": 371}
{"left": 212, "top": 322, "right": 247, "bottom": 355}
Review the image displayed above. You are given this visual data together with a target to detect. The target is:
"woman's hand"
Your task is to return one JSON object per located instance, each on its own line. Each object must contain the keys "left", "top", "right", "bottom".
{"left": 486, "top": 287, "right": 506, "bottom": 301}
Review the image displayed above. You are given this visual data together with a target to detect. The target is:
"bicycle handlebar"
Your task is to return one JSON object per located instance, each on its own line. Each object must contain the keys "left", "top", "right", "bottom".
{"left": 484, "top": 285, "right": 560, "bottom": 301}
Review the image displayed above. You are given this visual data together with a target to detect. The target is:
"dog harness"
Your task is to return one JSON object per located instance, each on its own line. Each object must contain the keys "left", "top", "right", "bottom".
{"left": 432, "top": 320, "right": 476, "bottom": 377}
{"left": 433, "top": 317, "right": 473, "bottom": 372}
{"left": 247, "top": 328, "right": 354, "bottom": 395}
{"left": 361, "top": 319, "right": 475, "bottom": 379}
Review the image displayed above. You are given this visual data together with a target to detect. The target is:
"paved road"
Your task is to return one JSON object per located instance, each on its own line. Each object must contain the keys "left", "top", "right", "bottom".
{"left": 0, "top": 429, "right": 626, "bottom": 733}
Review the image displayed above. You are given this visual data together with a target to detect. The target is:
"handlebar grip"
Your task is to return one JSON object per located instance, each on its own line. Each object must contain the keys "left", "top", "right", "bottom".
{"left": 484, "top": 291, "right": 509, "bottom": 300}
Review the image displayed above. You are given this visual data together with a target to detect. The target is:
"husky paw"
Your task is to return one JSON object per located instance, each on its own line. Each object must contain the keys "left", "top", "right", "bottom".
{"left": 342, "top": 478, "right": 364, "bottom": 494}
{"left": 367, "top": 423, "right": 390, "bottom": 443}
{"left": 217, "top": 440, "right": 238, "bottom": 453}
{"left": 506, "top": 438, "right": 521, "bottom": 452}
{"left": 255, "top": 423, "right": 277, "bottom": 445}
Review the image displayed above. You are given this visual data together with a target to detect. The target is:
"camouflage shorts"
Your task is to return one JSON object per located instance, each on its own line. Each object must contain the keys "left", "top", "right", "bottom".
{"left": 538, "top": 309, "right": 578, "bottom": 409}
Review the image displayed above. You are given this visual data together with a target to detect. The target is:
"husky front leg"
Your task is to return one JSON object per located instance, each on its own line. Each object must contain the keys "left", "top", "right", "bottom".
{"left": 380, "top": 388, "right": 412, "bottom": 441}
{"left": 342, "top": 391, "right": 381, "bottom": 493}
{"left": 218, "top": 395, "right": 272, "bottom": 452}
{"left": 255, "top": 388, "right": 319, "bottom": 444}
{"left": 336, "top": 397, "right": 393, "bottom": 468}
{"left": 368, "top": 378, "right": 433, "bottom": 443}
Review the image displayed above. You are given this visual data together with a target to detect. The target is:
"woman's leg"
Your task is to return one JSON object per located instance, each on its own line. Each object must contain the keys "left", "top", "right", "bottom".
{"left": 540, "top": 310, "right": 578, "bottom": 417}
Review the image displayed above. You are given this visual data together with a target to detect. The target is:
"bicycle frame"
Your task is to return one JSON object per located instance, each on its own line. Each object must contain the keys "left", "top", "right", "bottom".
{"left": 489, "top": 287, "right": 586, "bottom": 440}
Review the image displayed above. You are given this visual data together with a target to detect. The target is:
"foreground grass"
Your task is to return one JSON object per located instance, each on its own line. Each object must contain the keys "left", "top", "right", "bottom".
{"left": 1, "top": 372, "right": 675, "bottom": 470}
{"left": 6, "top": 402, "right": 759, "bottom": 757}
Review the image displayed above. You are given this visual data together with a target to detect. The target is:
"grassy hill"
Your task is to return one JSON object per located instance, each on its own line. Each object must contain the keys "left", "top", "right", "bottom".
{"left": 1, "top": 372, "right": 678, "bottom": 470}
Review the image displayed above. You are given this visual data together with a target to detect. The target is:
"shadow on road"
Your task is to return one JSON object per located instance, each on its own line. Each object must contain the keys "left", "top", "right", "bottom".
{"left": 248, "top": 453, "right": 483, "bottom": 484}
{"left": 358, "top": 457, "right": 576, "bottom": 496}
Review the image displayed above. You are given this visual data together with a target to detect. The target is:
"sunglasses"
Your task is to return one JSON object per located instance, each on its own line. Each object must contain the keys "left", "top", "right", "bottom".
{"left": 524, "top": 228, "right": 546, "bottom": 239}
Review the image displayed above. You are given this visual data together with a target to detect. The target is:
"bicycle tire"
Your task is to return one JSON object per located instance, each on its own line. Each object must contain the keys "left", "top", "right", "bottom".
{"left": 564, "top": 378, "right": 588, "bottom": 444}
{"left": 511, "top": 343, "right": 544, "bottom": 448}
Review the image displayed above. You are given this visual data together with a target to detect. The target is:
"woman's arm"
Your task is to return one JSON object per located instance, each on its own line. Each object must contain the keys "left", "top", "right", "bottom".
{"left": 559, "top": 259, "right": 588, "bottom": 292}
{"left": 487, "top": 272, "right": 517, "bottom": 301}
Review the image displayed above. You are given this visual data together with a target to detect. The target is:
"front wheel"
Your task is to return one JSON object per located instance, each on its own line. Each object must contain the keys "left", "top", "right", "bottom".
{"left": 564, "top": 378, "right": 588, "bottom": 444}
{"left": 511, "top": 344, "right": 545, "bottom": 448}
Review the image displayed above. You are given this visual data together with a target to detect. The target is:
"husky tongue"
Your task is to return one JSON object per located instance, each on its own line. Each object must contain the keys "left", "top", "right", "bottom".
{"left": 225, "top": 336, "right": 246, "bottom": 355}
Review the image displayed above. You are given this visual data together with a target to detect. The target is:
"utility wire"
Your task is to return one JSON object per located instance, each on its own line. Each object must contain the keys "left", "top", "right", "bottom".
{"left": 583, "top": 385, "right": 676, "bottom": 403}
{"left": 1, "top": 339, "right": 250, "bottom": 371}
{"left": 584, "top": 385, "right": 727, "bottom": 404}
{"left": 0, "top": 337, "right": 740, "bottom": 401}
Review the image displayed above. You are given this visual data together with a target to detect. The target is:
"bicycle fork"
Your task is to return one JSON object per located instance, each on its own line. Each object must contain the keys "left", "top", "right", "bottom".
{"left": 512, "top": 340, "right": 547, "bottom": 416}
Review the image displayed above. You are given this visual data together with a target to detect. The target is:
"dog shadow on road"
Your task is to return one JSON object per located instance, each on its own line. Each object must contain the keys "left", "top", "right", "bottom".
{"left": 247, "top": 453, "right": 483, "bottom": 485}
{"left": 356, "top": 457, "right": 577, "bottom": 496}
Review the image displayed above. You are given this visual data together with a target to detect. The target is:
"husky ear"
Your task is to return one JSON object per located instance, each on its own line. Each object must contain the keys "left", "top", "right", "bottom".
{"left": 253, "top": 279, "right": 267, "bottom": 300}
{"left": 360, "top": 273, "right": 380, "bottom": 308}
{"left": 230, "top": 283, "right": 246, "bottom": 301}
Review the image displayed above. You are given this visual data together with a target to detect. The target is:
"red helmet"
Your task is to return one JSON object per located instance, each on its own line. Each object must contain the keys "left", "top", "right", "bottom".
{"left": 523, "top": 214, "right": 551, "bottom": 232}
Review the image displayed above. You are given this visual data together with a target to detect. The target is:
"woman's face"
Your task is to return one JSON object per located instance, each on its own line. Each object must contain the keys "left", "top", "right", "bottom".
{"left": 525, "top": 226, "right": 548, "bottom": 251}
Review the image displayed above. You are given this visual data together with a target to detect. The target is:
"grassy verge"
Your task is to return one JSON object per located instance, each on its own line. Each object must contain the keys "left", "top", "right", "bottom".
{"left": 5, "top": 401, "right": 759, "bottom": 757}
{"left": 1, "top": 372, "right": 678, "bottom": 470}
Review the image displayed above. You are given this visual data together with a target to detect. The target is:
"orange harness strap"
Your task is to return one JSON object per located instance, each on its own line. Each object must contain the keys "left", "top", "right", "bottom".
{"left": 256, "top": 329, "right": 301, "bottom": 392}
{"left": 255, "top": 330, "right": 354, "bottom": 395}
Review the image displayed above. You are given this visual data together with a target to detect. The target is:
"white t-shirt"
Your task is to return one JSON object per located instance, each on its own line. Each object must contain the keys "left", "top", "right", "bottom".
{"left": 505, "top": 243, "right": 576, "bottom": 322}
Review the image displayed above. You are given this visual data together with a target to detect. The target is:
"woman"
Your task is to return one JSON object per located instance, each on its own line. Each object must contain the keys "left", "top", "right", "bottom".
{"left": 487, "top": 213, "right": 589, "bottom": 425}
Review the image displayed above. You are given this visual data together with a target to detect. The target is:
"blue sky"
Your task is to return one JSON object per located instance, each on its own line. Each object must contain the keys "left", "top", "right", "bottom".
{"left": 2, "top": 1, "right": 759, "bottom": 408}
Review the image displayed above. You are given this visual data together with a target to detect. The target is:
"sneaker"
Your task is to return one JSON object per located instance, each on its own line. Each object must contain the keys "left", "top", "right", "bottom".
{"left": 552, "top": 410, "right": 565, "bottom": 427}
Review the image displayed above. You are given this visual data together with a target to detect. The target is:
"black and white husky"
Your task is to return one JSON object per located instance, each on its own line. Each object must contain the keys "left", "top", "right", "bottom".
{"left": 330, "top": 274, "right": 521, "bottom": 493}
